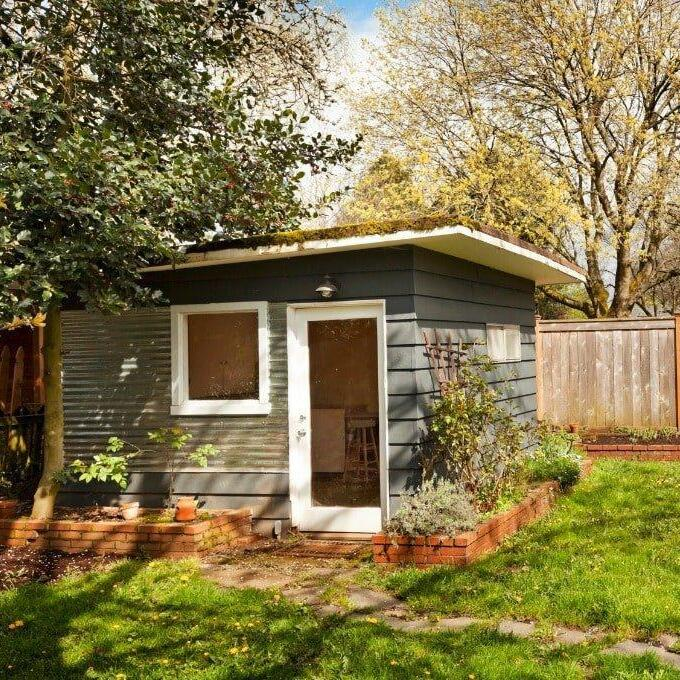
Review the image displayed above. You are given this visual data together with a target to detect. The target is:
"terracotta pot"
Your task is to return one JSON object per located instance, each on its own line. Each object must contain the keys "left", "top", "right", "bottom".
{"left": 175, "top": 497, "right": 198, "bottom": 522}
{"left": 0, "top": 499, "right": 18, "bottom": 520}
{"left": 120, "top": 501, "right": 140, "bottom": 521}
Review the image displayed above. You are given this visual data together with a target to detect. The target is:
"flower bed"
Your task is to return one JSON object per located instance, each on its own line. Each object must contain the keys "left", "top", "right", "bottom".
{"left": 582, "top": 443, "right": 680, "bottom": 461}
{"left": 0, "top": 507, "right": 253, "bottom": 557}
{"left": 373, "top": 460, "right": 593, "bottom": 567}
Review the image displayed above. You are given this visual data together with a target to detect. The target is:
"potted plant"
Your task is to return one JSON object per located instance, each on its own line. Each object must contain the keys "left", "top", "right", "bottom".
{"left": 148, "top": 428, "right": 217, "bottom": 522}
{"left": 57, "top": 428, "right": 218, "bottom": 521}
{"left": 174, "top": 497, "right": 198, "bottom": 522}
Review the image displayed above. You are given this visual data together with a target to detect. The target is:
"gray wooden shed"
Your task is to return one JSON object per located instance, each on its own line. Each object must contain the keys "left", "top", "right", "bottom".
{"left": 59, "top": 219, "right": 584, "bottom": 535}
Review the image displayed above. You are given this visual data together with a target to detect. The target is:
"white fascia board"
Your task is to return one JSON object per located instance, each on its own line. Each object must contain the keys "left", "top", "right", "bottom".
{"left": 142, "top": 225, "right": 585, "bottom": 286}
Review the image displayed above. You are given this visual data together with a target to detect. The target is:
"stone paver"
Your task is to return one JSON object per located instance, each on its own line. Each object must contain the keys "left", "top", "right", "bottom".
{"left": 345, "top": 586, "right": 406, "bottom": 613}
{"left": 201, "top": 564, "right": 295, "bottom": 590}
{"left": 606, "top": 640, "right": 680, "bottom": 670}
{"left": 658, "top": 634, "right": 680, "bottom": 651}
{"left": 438, "top": 617, "right": 479, "bottom": 631}
{"left": 282, "top": 585, "right": 327, "bottom": 605}
{"left": 498, "top": 619, "right": 536, "bottom": 638}
{"left": 553, "top": 626, "right": 590, "bottom": 645}
{"left": 204, "top": 555, "right": 680, "bottom": 673}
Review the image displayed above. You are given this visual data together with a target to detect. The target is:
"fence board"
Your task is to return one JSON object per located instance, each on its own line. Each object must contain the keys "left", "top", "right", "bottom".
{"left": 538, "top": 317, "right": 679, "bottom": 429}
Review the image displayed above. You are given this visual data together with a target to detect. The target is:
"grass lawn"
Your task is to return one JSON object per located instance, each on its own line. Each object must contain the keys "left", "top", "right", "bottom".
{"left": 358, "top": 460, "right": 680, "bottom": 638}
{"left": 0, "top": 558, "right": 676, "bottom": 679}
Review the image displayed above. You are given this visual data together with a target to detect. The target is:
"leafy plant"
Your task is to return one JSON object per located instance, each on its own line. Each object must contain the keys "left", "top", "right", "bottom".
{"left": 386, "top": 478, "right": 478, "bottom": 537}
{"left": 425, "top": 356, "right": 529, "bottom": 510}
{"left": 55, "top": 437, "right": 139, "bottom": 490}
{"left": 524, "top": 430, "right": 583, "bottom": 490}
{"left": 148, "top": 428, "right": 218, "bottom": 506}
{"left": 57, "top": 428, "right": 217, "bottom": 503}
{"left": 614, "top": 426, "right": 678, "bottom": 443}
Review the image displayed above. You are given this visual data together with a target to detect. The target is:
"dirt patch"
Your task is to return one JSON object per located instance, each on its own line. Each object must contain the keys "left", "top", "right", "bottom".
{"left": 0, "top": 547, "right": 122, "bottom": 591}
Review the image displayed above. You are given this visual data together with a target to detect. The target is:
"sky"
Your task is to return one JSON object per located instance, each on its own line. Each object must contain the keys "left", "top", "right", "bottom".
{"left": 335, "top": 0, "right": 383, "bottom": 26}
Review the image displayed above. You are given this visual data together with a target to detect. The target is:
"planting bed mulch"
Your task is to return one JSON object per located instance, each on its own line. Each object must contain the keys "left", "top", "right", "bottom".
{"left": 47, "top": 506, "right": 209, "bottom": 524}
{"left": 0, "top": 546, "right": 121, "bottom": 591}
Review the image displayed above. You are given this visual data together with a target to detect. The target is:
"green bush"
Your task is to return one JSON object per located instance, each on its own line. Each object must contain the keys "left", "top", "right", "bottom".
{"left": 525, "top": 430, "right": 583, "bottom": 490}
{"left": 386, "top": 478, "right": 479, "bottom": 537}
{"left": 426, "top": 356, "right": 529, "bottom": 510}
{"left": 614, "top": 426, "right": 677, "bottom": 443}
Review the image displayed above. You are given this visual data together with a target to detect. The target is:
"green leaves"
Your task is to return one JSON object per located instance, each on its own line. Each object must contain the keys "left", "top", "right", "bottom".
{"left": 62, "top": 436, "right": 140, "bottom": 491}
{"left": 0, "top": 1, "right": 358, "bottom": 325}
{"left": 425, "top": 355, "right": 530, "bottom": 510}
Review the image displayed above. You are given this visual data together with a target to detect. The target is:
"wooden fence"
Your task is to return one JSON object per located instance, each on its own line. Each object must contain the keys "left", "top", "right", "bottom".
{"left": 536, "top": 316, "right": 680, "bottom": 429}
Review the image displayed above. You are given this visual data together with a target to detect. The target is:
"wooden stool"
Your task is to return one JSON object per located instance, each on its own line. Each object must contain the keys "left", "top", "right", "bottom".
{"left": 344, "top": 416, "right": 379, "bottom": 482}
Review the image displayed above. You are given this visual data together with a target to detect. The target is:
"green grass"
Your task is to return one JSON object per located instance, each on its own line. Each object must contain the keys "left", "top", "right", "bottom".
{"left": 0, "top": 558, "right": 676, "bottom": 679}
{"left": 357, "top": 460, "right": 680, "bottom": 638}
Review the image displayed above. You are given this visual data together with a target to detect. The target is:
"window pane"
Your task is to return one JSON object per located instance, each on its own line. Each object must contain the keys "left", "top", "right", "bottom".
{"left": 308, "top": 318, "right": 380, "bottom": 508}
{"left": 505, "top": 325, "right": 521, "bottom": 362}
{"left": 487, "top": 325, "right": 505, "bottom": 362}
{"left": 187, "top": 312, "right": 259, "bottom": 400}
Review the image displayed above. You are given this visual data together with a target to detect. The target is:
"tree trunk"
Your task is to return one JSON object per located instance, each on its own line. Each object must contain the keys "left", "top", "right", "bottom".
{"left": 31, "top": 300, "right": 64, "bottom": 519}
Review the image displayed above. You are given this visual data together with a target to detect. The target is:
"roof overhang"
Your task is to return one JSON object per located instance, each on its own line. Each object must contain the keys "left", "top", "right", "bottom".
{"left": 143, "top": 225, "right": 585, "bottom": 286}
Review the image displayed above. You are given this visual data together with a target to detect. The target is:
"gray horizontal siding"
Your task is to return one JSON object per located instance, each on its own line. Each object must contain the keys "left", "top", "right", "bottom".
{"left": 62, "top": 244, "right": 540, "bottom": 528}
{"left": 62, "top": 247, "right": 420, "bottom": 526}
{"left": 387, "top": 247, "right": 538, "bottom": 505}
{"left": 62, "top": 303, "right": 289, "bottom": 471}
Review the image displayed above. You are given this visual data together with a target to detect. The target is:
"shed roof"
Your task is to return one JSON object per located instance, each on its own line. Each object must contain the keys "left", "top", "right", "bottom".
{"left": 145, "top": 217, "right": 585, "bottom": 286}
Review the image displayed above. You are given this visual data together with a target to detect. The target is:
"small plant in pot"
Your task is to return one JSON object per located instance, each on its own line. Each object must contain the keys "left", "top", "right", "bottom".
{"left": 147, "top": 428, "right": 217, "bottom": 521}
{"left": 58, "top": 429, "right": 218, "bottom": 521}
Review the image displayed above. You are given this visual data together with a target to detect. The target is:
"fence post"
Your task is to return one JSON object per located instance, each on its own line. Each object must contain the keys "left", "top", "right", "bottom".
{"left": 535, "top": 315, "right": 543, "bottom": 421}
{"left": 675, "top": 315, "right": 680, "bottom": 429}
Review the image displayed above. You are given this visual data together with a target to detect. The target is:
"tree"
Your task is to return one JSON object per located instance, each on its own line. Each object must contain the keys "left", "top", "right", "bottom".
{"left": 354, "top": 0, "right": 680, "bottom": 317}
{"left": 0, "top": 0, "right": 357, "bottom": 518}
{"left": 341, "top": 137, "right": 578, "bottom": 254}
{"left": 337, "top": 152, "right": 428, "bottom": 223}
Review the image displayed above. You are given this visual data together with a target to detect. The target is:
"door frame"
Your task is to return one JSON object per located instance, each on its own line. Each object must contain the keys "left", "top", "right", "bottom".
{"left": 286, "top": 299, "right": 389, "bottom": 533}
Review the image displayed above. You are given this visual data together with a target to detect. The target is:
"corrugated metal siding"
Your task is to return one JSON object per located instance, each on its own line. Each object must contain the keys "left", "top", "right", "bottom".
{"left": 62, "top": 303, "right": 289, "bottom": 471}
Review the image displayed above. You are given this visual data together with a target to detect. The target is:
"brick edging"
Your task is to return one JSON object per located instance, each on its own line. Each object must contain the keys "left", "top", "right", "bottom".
{"left": 0, "top": 508, "right": 252, "bottom": 557}
{"left": 373, "top": 460, "right": 593, "bottom": 568}
{"left": 583, "top": 443, "right": 680, "bottom": 461}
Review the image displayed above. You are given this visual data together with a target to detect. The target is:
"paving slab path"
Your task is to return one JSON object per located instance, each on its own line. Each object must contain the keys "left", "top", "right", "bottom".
{"left": 203, "top": 551, "right": 680, "bottom": 671}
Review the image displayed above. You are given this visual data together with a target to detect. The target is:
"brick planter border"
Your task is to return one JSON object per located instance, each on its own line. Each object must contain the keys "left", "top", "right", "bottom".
{"left": 373, "top": 460, "right": 593, "bottom": 568}
{"left": 0, "top": 508, "right": 252, "bottom": 557}
{"left": 583, "top": 443, "right": 680, "bottom": 461}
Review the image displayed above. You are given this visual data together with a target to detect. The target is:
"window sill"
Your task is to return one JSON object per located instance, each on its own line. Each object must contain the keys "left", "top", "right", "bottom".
{"left": 171, "top": 401, "right": 272, "bottom": 416}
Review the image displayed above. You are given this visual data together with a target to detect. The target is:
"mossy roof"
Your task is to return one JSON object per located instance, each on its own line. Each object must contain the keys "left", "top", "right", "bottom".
{"left": 186, "top": 215, "right": 584, "bottom": 277}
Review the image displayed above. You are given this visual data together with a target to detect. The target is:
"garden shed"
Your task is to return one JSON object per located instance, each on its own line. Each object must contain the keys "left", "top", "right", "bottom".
{"left": 59, "top": 219, "right": 584, "bottom": 535}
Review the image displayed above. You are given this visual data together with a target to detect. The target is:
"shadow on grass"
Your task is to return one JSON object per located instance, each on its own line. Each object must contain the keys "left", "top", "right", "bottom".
{"left": 0, "top": 554, "right": 678, "bottom": 680}
{"left": 369, "top": 461, "right": 680, "bottom": 634}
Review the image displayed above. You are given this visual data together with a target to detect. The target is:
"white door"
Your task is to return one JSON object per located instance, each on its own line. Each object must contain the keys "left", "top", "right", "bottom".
{"left": 287, "top": 301, "right": 388, "bottom": 533}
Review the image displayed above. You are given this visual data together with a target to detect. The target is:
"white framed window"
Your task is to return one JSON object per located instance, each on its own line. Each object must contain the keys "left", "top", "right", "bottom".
{"left": 171, "top": 302, "right": 270, "bottom": 416}
{"left": 486, "top": 324, "right": 522, "bottom": 363}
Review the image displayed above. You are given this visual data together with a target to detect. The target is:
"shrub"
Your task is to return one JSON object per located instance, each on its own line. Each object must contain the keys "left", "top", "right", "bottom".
{"left": 525, "top": 430, "right": 583, "bottom": 490}
{"left": 385, "top": 478, "right": 478, "bottom": 537}
{"left": 425, "top": 356, "right": 529, "bottom": 510}
{"left": 614, "top": 426, "right": 677, "bottom": 443}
